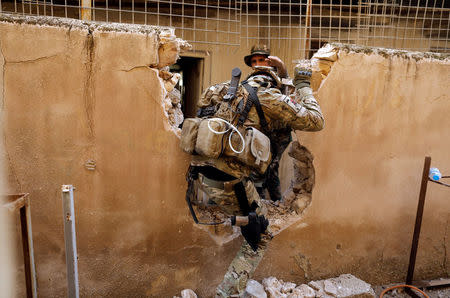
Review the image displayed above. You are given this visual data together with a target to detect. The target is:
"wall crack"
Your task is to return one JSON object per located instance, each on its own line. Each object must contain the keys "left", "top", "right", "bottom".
{"left": 84, "top": 30, "right": 95, "bottom": 138}
{"left": 0, "top": 38, "right": 5, "bottom": 109}
{"left": 7, "top": 54, "right": 60, "bottom": 64}
{"left": 120, "top": 65, "right": 150, "bottom": 72}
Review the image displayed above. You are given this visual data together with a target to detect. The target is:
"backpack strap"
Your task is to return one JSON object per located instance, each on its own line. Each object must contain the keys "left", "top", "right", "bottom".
{"left": 239, "top": 82, "right": 269, "bottom": 135}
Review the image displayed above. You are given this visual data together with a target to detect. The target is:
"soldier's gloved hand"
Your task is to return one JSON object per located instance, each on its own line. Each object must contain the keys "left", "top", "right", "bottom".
{"left": 293, "top": 59, "right": 312, "bottom": 89}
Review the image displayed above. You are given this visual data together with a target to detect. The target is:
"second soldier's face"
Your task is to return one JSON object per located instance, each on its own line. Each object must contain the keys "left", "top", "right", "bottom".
{"left": 251, "top": 55, "right": 269, "bottom": 67}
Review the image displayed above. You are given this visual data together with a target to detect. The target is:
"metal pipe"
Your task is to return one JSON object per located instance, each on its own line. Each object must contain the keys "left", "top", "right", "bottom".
{"left": 25, "top": 199, "right": 37, "bottom": 298}
{"left": 406, "top": 156, "right": 431, "bottom": 286}
{"left": 304, "top": 0, "right": 312, "bottom": 58}
{"left": 81, "top": 0, "right": 91, "bottom": 20}
{"left": 62, "top": 185, "right": 80, "bottom": 298}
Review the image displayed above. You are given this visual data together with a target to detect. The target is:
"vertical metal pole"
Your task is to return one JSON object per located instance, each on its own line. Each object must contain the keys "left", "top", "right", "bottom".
{"left": 62, "top": 185, "right": 80, "bottom": 298}
{"left": 20, "top": 206, "right": 33, "bottom": 298}
{"left": 25, "top": 198, "right": 38, "bottom": 298}
{"left": 81, "top": 0, "right": 92, "bottom": 20}
{"left": 406, "top": 156, "right": 431, "bottom": 285}
{"left": 304, "top": 0, "right": 312, "bottom": 58}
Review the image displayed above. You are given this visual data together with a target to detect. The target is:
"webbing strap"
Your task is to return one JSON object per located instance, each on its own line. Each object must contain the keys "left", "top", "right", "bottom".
{"left": 233, "top": 181, "right": 251, "bottom": 216}
{"left": 185, "top": 166, "right": 226, "bottom": 226}
{"left": 239, "top": 83, "right": 269, "bottom": 135}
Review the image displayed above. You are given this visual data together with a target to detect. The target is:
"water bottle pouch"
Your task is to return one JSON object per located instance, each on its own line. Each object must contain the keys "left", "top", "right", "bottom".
{"left": 243, "top": 128, "right": 271, "bottom": 173}
{"left": 250, "top": 128, "right": 271, "bottom": 165}
{"left": 194, "top": 119, "right": 226, "bottom": 158}
{"left": 180, "top": 118, "right": 201, "bottom": 154}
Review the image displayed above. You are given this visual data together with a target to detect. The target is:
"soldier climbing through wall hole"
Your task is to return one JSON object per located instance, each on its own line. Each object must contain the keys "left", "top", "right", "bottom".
{"left": 180, "top": 45, "right": 324, "bottom": 296}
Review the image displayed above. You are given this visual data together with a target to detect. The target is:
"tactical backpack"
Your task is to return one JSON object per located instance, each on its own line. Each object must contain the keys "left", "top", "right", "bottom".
{"left": 180, "top": 67, "right": 273, "bottom": 174}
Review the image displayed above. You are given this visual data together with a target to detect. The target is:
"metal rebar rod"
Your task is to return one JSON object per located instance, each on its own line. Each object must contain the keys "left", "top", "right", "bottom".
{"left": 420, "top": 0, "right": 429, "bottom": 51}
{"left": 427, "top": 0, "right": 437, "bottom": 50}
{"left": 328, "top": 1, "right": 332, "bottom": 48}
{"left": 182, "top": 0, "right": 185, "bottom": 39}
{"left": 348, "top": 0, "right": 352, "bottom": 45}
{"left": 268, "top": 0, "right": 271, "bottom": 47}
{"left": 246, "top": 0, "right": 249, "bottom": 47}
{"left": 318, "top": 0, "right": 322, "bottom": 49}
{"left": 81, "top": 0, "right": 91, "bottom": 20}
{"left": 278, "top": 0, "right": 281, "bottom": 48}
{"left": 62, "top": 185, "right": 80, "bottom": 298}
{"left": 228, "top": 0, "right": 231, "bottom": 45}
{"left": 406, "top": 156, "right": 431, "bottom": 286}
{"left": 305, "top": 0, "right": 312, "bottom": 58}
{"left": 131, "top": 0, "right": 134, "bottom": 24}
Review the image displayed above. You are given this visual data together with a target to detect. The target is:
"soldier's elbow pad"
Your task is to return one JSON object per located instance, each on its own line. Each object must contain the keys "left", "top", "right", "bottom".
{"left": 315, "top": 117, "right": 325, "bottom": 131}
{"left": 312, "top": 115, "right": 325, "bottom": 131}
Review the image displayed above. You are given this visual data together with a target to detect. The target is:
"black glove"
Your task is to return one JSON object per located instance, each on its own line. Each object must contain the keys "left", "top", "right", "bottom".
{"left": 240, "top": 212, "right": 269, "bottom": 251}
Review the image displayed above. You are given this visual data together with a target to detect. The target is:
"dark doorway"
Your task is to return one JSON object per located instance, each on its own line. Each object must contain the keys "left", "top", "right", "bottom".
{"left": 170, "top": 56, "right": 204, "bottom": 121}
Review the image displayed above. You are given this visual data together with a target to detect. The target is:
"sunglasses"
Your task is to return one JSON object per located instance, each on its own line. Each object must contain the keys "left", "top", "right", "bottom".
{"left": 251, "top": 57, "right": 267, "bottom": 64}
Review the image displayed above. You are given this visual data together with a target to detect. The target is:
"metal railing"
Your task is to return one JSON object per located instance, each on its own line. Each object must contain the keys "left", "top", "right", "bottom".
{"left": 1, "top": 0, "right": 449, "bottom": 54}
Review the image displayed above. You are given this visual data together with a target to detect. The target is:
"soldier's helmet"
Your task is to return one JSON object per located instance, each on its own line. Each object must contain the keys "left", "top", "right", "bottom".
{"left": 244, "top": 45, "right": 270, "bottom": 67}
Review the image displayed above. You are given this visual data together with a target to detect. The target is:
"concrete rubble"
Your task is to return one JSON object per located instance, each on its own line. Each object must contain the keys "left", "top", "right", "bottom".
{"left": 243, "top": 279, "right": 268, "bottom": 298}
{"left": 174, "top": 274, "right": 376, "bottom": 298}
{"left": 173, "top": 288, "right": 198, "bottom": 298}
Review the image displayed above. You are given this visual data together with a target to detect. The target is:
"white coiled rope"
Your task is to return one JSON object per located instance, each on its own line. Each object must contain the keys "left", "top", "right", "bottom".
{"left": 207, "top": 118, "right": 245, "bottom": 154}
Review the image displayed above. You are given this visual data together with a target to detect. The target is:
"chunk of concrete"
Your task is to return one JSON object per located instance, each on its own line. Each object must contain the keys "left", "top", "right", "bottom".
{"left": 291, "top": 284, "right": 315, "bottom": 298}
{"left": 313, "top": 274, "right": 375, "bottom": 298}
{"left": 262, "top": 277, "right": 283, "bottom": 291}
{"left": 324, "top": 279, "right": 338, "bottom": 296}
{"left": 263, "top": 277, "right": 286, "bottom": 298}
{"left": 243, "top": 279, "right": 267, "bottom": 298}
{"left": 266, "top": 289, "right": 287, "bottom": 298}
{"left": 333, "top": 274, "right": 375, "bottom": 297}
{"left": 312, "top": 44, "right": 338, "bottom": 62}
{"left": 308, "top": 280, "right": 324, "bottom": 291}
{"left": 281, "top": 282, "right": 297, "bottom": 293}
{"left": 180, "top": 289, "right": 197, "bottom": 298}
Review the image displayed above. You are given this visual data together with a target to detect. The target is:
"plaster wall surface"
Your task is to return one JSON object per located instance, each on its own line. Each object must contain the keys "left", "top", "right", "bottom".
{"left": 1, "top": 14, "right": 449, "bottom": 297}
{"left": 0, "top": 14, "right": 228, "bottom": 298}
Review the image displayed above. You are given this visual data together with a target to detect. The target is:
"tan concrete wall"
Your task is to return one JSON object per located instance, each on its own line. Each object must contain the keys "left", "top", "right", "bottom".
{"left": 0, "top": 14, "right": 227, "bottom": 297}
{"left": 1, "top": 14, "right": 449, "bottom": 297}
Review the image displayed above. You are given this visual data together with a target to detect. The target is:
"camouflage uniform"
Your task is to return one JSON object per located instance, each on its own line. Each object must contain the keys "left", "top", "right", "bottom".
{"left": 188, "top": 62, "right": 324, "bottom": 297}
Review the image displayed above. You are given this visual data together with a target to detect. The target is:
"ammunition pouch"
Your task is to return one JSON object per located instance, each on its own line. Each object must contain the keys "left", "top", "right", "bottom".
{"left": 180, "top": 118, "right": 201, "bottom": 154}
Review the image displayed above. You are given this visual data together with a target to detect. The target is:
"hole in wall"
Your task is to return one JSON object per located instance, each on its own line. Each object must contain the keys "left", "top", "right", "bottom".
{"left": 191, "top": 137, "right": 317, "bottom": 244}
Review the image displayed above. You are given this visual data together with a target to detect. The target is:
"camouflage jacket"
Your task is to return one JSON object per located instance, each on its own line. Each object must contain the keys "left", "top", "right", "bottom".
{"left": 191, "top": 69, "right": 324, "bottom": 178}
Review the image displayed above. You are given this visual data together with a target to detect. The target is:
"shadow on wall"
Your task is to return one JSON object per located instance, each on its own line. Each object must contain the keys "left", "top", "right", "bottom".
{"left": 0, "top": 124, "right": 16, "bottom": 297}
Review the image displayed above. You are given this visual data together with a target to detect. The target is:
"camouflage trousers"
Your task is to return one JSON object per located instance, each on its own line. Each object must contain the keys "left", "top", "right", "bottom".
{"left": 196, "top": 175, "right": 271, "bottom": 297}
{"left": 215, "top": 234, "right": 271, "bottom": 297}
